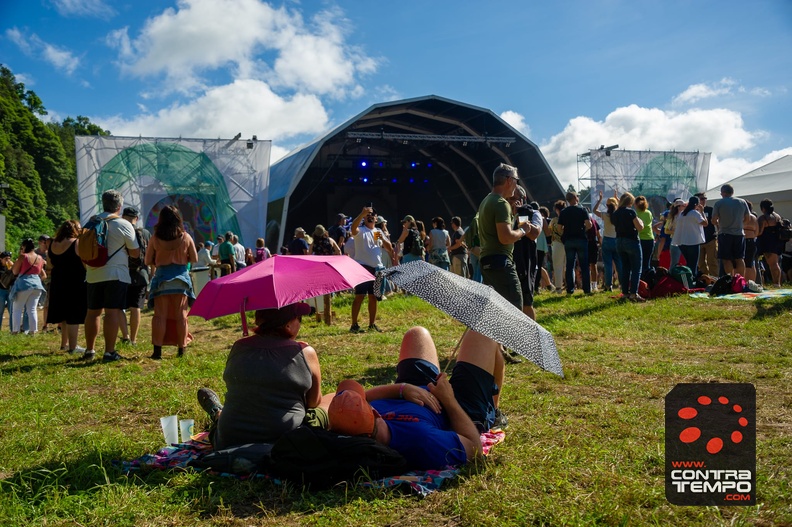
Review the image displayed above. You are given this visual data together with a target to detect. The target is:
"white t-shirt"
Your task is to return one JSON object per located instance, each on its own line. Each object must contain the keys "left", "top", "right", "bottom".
{"left": 353, "top": 225, "right": 384, "bottom": 268}
{"left": 196, "top": 248, "right": 214, "bottom": 268}
{"left": 85, "top": 212, "right": 139, "bottom": 284}
{"left": 672, "top": 210, "right": 706, "bottom": 246}
{"left": 233, "top": 243, "right": 245, "bottom": 264}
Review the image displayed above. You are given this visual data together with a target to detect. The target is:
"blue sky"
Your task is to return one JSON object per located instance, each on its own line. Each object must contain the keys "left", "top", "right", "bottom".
{"left": 2, "top": 0, "right": 791, "bottom": 190}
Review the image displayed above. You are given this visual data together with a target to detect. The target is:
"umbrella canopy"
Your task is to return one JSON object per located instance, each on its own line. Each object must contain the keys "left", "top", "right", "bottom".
{"left": 189, "top": 255, "right": 374, "bottom": 320}
{"left": 374, "top": 260, "right": 563, "bottom": 377}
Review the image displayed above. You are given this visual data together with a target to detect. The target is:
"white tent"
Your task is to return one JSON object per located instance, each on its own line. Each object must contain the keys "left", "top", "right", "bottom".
{"left": 707, "top": 155, "right": 792, "bottom": 219}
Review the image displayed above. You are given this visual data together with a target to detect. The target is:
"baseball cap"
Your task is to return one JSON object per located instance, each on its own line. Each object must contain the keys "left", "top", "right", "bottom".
{"left": 254, "top": 303, "right": 313, "bottom": 331}
{"left": 0, "top": 251, "right": 11, "bottom": 258}
{"left": 123, "top": 206, "right": 140, "bottom": 218}
{"left": 38, "top": 235, "right": 51, "bottom": 241}
{"left": 328, "top": 380, "right": 379, "bottom": 436}
{"left": 336, "top": 213, "right": 347, "bottom": 221}
{"left": 673, "top": 198, "right": 685, "bottom": 207}
{"left": 204, "top": 240, "right": 214, "bottom": 247}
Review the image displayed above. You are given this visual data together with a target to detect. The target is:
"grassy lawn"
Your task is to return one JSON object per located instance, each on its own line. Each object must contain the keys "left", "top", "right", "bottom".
{"left": 0, "top": 290, "right": 790, "bottom": 526}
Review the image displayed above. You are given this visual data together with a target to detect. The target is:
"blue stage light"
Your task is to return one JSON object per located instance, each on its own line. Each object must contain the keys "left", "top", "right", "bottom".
{"left": 379, "top": 162, "right": 384, "bottom": 167}
{"left": 363, "top": 177, "right": 369, "bottom": 183}
{"left": 361, "top": 161, "right": 367, "bottom": 167}
{"left": 410, "top": 162, "right": 416, "bottom": 168}
{"left": 409, "top": 178, "right": 415, "bottom": 183}
{"left": 424, "top": 179, "right": 429, "bottom": 183}
{"left": 392, "top": 178, "right": 397, "bottom": 183}
{"left": 427, "top": 163, "right": 433, "bottom": 168}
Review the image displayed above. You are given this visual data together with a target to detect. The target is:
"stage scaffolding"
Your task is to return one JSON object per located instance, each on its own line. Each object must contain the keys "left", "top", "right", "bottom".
{"left": 577, "top": 147, "right": 710, "bottom": 215}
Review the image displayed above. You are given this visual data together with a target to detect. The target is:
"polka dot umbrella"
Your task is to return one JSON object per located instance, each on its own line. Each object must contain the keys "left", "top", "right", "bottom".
{"left": 375, "top": 260, "right": 562, "bottom": 377}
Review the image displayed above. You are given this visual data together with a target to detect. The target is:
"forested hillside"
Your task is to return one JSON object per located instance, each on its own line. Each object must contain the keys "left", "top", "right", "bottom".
{"left": 0, "top": 65, "right": 108, "bottom": 249}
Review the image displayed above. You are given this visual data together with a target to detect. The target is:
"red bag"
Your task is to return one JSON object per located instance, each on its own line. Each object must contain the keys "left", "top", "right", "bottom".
{"left": 650, "top": 276, "right": 688, "bottom": 298}
{"left": 638, "top": 280, "right": 652, "bottom": 299}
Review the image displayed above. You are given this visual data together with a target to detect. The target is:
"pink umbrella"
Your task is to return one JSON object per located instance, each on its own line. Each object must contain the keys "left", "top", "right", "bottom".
{"left": 189, "top": 255, "right": 374, "bottom": 326}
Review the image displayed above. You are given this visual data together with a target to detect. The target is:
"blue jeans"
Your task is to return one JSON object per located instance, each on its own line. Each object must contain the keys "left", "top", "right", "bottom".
{"left": 0, "top": 288, "right": 12, "bottom": 331}
{"left": 469, "top": 251, "right": 482, "bottom": 283}
{"left": 640, "top": 239, "right": 655, "bottom": 273}
{"left": 601, "top": 237, "right": 622, "bottom": 289}
{"left": 670, "top": 244, "right": 682, "bottom": 269}
{"left": 564, "top": 238, "right": 590, "bottom": 293}
{"left": 616, "top": 238, "right": 643, "bottom": 295}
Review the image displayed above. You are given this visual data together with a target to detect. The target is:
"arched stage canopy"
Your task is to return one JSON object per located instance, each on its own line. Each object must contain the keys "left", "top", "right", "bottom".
{"left": 267, "top": 95, "right": 564, "bottom": 250}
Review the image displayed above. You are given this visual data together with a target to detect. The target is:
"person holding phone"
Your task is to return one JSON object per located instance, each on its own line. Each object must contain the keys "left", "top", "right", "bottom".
{"left": 328, "top": 326, "right": 506, "bottom": 471}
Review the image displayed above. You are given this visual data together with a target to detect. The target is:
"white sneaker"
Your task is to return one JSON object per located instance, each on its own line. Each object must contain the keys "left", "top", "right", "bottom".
{"left": 69, "top": 346, "right": 86, "bottom": 354}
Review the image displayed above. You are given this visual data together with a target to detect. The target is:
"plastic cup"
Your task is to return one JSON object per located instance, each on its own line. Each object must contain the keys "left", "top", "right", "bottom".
{"left": 518, "top": 215, "right": 530, "bottom": 224}
{"left": 160, "top": 415, "right": 179, "bottom": 445}
{"left": 179, "top": 419, "right": 195, "bottom": 443}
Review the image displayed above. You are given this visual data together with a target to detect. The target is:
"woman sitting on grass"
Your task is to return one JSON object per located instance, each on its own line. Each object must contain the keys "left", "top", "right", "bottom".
{"left": 198, "top": 303, "right": 328, "bottom": 449}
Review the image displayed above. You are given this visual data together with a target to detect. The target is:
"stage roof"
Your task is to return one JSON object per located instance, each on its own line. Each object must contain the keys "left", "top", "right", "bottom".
{"left": 267, "top": 95, "right": 564, "bottom": 248}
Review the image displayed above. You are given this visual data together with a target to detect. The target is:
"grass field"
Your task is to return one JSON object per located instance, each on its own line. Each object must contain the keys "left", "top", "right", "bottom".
{"left": 0, "top": 290, "right": 790, "bottom": 526}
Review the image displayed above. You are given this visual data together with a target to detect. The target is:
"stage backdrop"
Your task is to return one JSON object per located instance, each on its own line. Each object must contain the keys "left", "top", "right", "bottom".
{"left": 589, "top": 149, "right": 710, "bottom": 215}
{"left": 75, "top": 136, "right": 270, "bottom": 247}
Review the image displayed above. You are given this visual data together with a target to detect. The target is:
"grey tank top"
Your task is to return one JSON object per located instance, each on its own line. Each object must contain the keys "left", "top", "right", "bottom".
{"left": 215, "top": 334, "right": 312, "bottom": 449}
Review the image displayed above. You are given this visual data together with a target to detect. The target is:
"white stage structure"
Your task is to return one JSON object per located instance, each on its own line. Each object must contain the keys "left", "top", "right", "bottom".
{"left": 579, "top": 148, "right": 710, "bottom": 214}
{"left": 75, "top": 136, "right": 271, "bottom": 247}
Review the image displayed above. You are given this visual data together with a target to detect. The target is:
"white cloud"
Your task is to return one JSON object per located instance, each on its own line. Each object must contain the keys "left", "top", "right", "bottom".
{"left": 6, "top": 27, "right": 80, "bottom": 75}
{"left": 540, "top": 104, "right": 763, "bottom": 191}
{"left": 50, "top": 0, "right": 115, "bottom": 19}
{"left": 499, "top": 110, "right": 531, "bottom": 138}
{"left": 672, "top": 77, "right": 774, "bottom": 106}
{"left": 111, "top": 0, "right": 377, "bottom": 98}
{"left": 99, "top": 78, "right": 329, "bottom": 141}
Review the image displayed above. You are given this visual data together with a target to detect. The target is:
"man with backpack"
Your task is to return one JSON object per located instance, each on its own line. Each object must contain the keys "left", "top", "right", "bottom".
{"left": 120, "top": 206, "right": 150, "bottom": 346}
{"left": 81, "top": 190, "right": 140, "bottom": 362}
{"left": 328, "top": 326, "right": 504, "bottom": 471}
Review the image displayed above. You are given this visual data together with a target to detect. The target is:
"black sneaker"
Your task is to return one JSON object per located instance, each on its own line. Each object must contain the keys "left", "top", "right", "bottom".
{"left": 103, "top": 351, "right": 124, "bottom": 362}
{"left": 368, "top": 324, "right": 383, "bottom": 333}
{"left": 349, "top": 323, "right": 362, "bottom": 333}
{"left": 492, "top": 408, "right": 509, "bottom": 430}
{"left": 198, "top": 388, "right": 223, "bottom": 422}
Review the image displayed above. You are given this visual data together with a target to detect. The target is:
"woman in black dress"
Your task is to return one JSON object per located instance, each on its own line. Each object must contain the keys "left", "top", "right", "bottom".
{"left": 47, "top": 220, "right": 88, "bottom": 353}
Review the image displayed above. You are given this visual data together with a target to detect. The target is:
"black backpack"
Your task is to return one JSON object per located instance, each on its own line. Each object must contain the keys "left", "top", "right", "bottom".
{"left": 270, "top": 426, "right": 406, "bottom": 488}
{"left": 709, "top": 275, "right": 734, "bottom": 296}
{"left": 403, "top": 228, "right": 424, "bottom": 256}
{"left": 779, "top": 218, "right": 792, "bottom": 242}
{"left": 129, "top": 229, "right": 150, "bottom": 286}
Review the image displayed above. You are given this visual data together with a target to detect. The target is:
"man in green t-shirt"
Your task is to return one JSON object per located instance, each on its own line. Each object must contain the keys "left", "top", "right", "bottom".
{"left": 477, "top": 163, "right": 540, "bottom": 310}
{"left": 218, "top": 231, "right": 236, "bottom": 275}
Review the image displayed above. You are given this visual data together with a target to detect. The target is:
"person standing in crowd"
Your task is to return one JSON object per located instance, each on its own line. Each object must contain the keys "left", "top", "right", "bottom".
{"left": 672, "top": 196, "right": 708, "bottom": 275}
{"left": 586, "top": 207, "right": 600, "bottom": 292}
{"left": 254, "top": 238, "right": 271, "bottom": 262}
{"left": 145, "top": 205, "right": 198, "bottom": 359}
{"left": 83, "top": 190, "right": 140, "bottom": 362}
{"left": 548, "top": 200, "right": 566, "bottom": 292}
{"left": 465, "top": 213, "right": 482, "bottom": 282}
{"left": 328, "top": 213, "right": 348, "bottom": 254}
{"left": 511, "top": 187, "right": 543, "bottom": 320}
{"left": 10, "top": 239, "right": 47, "bottom": 334}
{"left": 478, "top": 163, "right": 539, "bottom": 310}
{"left": 449, "top": 216, "right": 469, "bottom": 278}
{"left": 0, "top": 251, "right": 14, "bottom": 330}
{"left": 217, "top": 232, "right": 236, "bottom": 275}
{"left": 612, "top": 193, "right": 645, "bottom": 302}
{"left": 533, "top": 204, "right": 550, "bottom": 293}
{"left": 665, "top": 199, "right": 686, "bottom": 268}
{"left": 757, "top": 198, "right": 785, "bottom": 287}
{"left": 427, "top": 217, "right": 451, "bottom": 271}
{"left": 211, "top": 236, "right": 222, "bottom": 259}
{"left": 46, "top": 220, "right": 87, "bottom": 353}
{"left": 416, "top": 220, "right": 430, "bottom": 261}
{"left": 349, "top": 205, "right": 396, "bottom": 333}
{"left": 743, "top": 201, "right": 759, "bottom": 282}
{"left": 118, "top": 207, "right": 150, "bottom": 347}
{"left": 309, "top": 225, "right": 342, "bottom": 255}
{"left": 695, "top": 192, "right": 718, "bottom": 276}
{"left": 197, "top": 241, "right": 215, "bottom": 267}
{"left": 558, "top": 191, "right": 593, "bottom": 295}
{"left": 634, "top": 195, "right": 655, "bottom": 274}
{"left": 594, "top": 191, "right": 621, "bottom": 291}
{"left": 397, "top": 215, "right": 424, "bottom": 264}
{"left": 288, "top": 228, "right": 310, "bottom": 256}
{"left": 232, "top": 235, "right": 246, "bottom": 270}
{"left": 712, "top": 184, "right": 750, "bottom": 277}
{"left": 36, "top": 235, "right": 53, "bottom": 332}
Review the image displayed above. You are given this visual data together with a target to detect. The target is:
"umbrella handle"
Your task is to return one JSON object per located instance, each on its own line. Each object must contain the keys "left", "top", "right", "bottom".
{"left": 241, "top": 298, "right": 249, "bottom": 336}
{"left": 443, "top": 327, "right": 469, "bottom": 374}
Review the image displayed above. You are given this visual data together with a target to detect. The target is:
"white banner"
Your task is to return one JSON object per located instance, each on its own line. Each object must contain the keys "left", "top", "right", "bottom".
{"left": 75, "top": 136, "right": 270, "bottom": 248}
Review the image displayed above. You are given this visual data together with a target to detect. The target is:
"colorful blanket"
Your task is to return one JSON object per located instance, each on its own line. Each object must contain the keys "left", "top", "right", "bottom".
{"left": 689, "top": 288, "right": 792, "bottom": 301}
{"left": 117, "top": 429, "right": 506, "bottom": 497}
